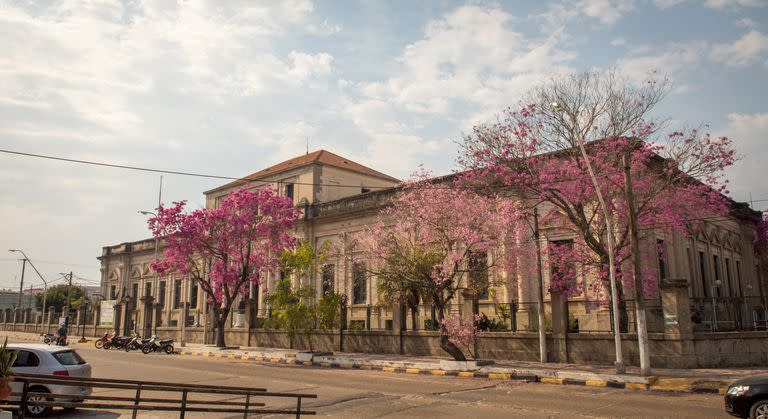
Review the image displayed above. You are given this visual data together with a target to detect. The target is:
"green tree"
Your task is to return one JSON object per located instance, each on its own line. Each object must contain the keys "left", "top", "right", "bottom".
{"left": 35, "top": 284, "right": 85, "bottom": 312}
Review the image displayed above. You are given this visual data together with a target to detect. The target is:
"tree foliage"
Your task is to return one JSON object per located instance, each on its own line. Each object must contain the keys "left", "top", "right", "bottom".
{"left": 35, "top": 284, "right": 85, "bottom": 312}
{"left": 148, "top": 187, "right": 300, "bottom": 347}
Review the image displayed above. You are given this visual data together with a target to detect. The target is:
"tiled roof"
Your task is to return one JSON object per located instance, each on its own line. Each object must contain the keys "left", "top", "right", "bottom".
{"left": 205, "top": 150, "right": 399, "bottom": 194}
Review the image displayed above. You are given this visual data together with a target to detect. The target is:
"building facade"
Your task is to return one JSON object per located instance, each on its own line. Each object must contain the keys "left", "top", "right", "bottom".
{"left": 98, "top": 150, "right": 767, "bottom": 346}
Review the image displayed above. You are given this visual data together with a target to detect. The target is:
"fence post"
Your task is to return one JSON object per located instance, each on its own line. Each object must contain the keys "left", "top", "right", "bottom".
{"left": 243, "top": 393, "right": 251, "bottom": 419}
{"left": 131, "top": 383, "right": 142, "bottom": 419}
{"left": 19, "top": 380, "right": 29, "bottom": 419}
{"left": 179, "top": 389, "right": 188, "bottom": 419}
{"left": 295, "top": 396, "right": 302, "bottom": 419}
{"left": 550, "top": 292, "right": 568, "bottom": 363}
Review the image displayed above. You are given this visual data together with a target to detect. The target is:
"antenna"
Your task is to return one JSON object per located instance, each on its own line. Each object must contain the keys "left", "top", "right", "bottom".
{"left": 306, "top": 137, "right": 309, "bottom": 155}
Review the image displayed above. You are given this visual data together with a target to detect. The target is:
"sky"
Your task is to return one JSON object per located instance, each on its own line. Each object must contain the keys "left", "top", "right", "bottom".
{"left": 0, "top": 0, "right": 766, "bottom": 291}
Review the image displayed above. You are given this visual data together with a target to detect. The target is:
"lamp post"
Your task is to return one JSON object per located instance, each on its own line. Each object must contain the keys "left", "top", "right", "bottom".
{"left": 9, "top": 250, "right": 48, "bottom": 331}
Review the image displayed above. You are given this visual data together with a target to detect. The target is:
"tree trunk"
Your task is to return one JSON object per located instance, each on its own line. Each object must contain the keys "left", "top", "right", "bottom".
{"left": 436, "top": 303, "right": 467, "bottom": 361}
{"left": 533, "top": 208, "right": 548, "bottom": 363}
{"left": 623, "top": 152, "right": 651, "bottom": 376}
{"left": 215, "top": 317, "right": 226, "bottom": 348}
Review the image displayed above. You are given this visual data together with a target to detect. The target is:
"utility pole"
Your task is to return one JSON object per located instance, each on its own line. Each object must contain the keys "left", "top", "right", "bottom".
{"left": 16, "top": 258, "right": 27, "bottom": 318}
{"left": 533, "top": 207, "right": 547, "bottom": 363}
{"left": 67, "top": 271, "right": 73, "bottom": 325}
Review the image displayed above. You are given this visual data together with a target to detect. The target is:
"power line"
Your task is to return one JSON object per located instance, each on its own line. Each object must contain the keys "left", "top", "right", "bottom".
{"left": 0, "top": 148, "right": 395, "bottom": 190}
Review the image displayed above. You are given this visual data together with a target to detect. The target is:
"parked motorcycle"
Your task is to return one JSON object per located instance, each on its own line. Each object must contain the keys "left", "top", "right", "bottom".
{"left": 108, "top": 334, "right": 132, "bottom": 350}
{"left": 40, "top": 333, "right": 55, "bottom": 344}
{"left": 95, "top": 332, "right": 111, "bottom": 349}
{"left": 124, "top": 334, "right": 149, "bottom": 352}
{"left": 141, "top": 335, "right": 174, "bottom": 355}
{"left": 51, "top": 334, "right": 67, "bottom": 346}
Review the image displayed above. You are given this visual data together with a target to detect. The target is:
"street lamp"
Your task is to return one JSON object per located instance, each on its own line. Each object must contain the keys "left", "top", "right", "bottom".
{"left": 8, "top": 250, "right": 48, "bottom": 331}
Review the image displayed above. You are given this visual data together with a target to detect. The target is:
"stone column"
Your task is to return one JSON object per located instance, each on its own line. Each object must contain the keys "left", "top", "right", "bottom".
{"left": 660, "top": 278, "right": 696, "bottom": 368}
{"left": 550, "top": 292, "right": 568, "bottom": 363}
{"left": 112, "top": 304, "right": 121, "bottom": 336}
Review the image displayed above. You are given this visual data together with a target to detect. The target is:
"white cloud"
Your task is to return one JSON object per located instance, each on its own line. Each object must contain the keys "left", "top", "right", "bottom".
{"left": 306, "top": 19, "right": 342, "bottom": 35}
{"left": 721, "top": 113, "right": 768, "bottom": 202}
{"left": 616, "top": 41, "right": 707, "bottom": 84}
{"left": 704, "top": 0, "right": 764, "bottom": 8}
{"left": 736, "top": 18, "right": 758, "bottom": 28}
{"left": 536, "top": 0, "right": 634, "bottom": 27}
{"left": 653, "top": 0, "right": 687, "bottom": 8}
{"left": 611, "top": 37, "right": 627, "bottom": 46}
{"left": 710, "top": 30, "right": 768, "bottom": 67}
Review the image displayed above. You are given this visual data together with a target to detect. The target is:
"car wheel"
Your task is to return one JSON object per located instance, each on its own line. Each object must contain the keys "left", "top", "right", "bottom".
{"left": 95, "top": 340, "right": 104, "bottom": 349}
{"left": 164, "top": 345, "right": 174, "bottom": 354}
{"left": 24, "top": 386, "right": 53, "bottom": 417}
{"left": 751, "top": 400, "right": 768, "bottom": 419}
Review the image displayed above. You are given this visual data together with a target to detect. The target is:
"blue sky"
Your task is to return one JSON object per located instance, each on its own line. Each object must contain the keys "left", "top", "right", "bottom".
{"left": 0, "top": 0, "right": 766, "bottom": 290}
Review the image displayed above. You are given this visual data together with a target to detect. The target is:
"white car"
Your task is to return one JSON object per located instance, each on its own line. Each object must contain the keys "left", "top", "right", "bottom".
{"left": 7, "top": 344, "right": 92, "bottom": 417}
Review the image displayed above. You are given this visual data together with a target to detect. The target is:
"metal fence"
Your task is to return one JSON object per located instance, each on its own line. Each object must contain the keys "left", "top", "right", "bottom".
{"left": 2, "top": 373, "right": 316, "bottom": 419}
{"left": 690, "top": 296, "right": 768, "bottom": 332}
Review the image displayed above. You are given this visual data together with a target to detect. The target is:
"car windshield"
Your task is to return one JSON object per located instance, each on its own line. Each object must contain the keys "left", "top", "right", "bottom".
{"left": 53, "top": 350, "right": 86, "bottom": 366}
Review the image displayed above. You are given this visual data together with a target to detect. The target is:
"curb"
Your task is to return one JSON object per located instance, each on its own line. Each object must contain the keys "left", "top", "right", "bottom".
{"left": 175, "top": 349, "right": 727, "bottom": 394}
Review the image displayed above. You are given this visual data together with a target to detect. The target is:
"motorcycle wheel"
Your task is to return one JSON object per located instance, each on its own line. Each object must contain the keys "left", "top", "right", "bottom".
{"left": 124, "top": 344, "right": 131, "bottom": 352}
{"left": 95, "top": 340, "right": 104, "bottom": 349}
{"left": 43, "top": 337, "right": 51, "bottom": 344}
{"left": 164, "top": 345, "right": 174, "bottom": 354}
{"left": 103, "top": 342, "right": 112, "bottom": 350}
{"left": 141, "top": 345, "right": 152, "bottom": 355}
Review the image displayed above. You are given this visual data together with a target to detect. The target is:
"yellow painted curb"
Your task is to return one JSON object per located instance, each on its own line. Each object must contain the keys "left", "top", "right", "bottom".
{"left": 269, "top": 358, "right": 280, "bottom": 363}
{"left": 430, "top": 370, "right": 447, "bottom": 376}
{"left": 650, "top": 378, "right": 696, "bottom": 392}
{"left": 719, "top": 388, "right": 727, "bottom": 395}
{"left": 215, "top": 353, "right": 222, "bottom": 358}
{"left": 626, "top": 383, "right": 648, "bottom": 390}
{"left": 360, "top": 365, "right": 374, "bottom": 370}
{"left": 228, "top": 354, "right": 235, "bottom": 359}
{"left": 488, "top": 373, "right": 511, "bottom": 380}
{"left": 382, "top": 367, "right": 396, "bottom": 373}
{"left": 586, "top": 380, "right": 607, "bottom": 387}
{"left": 340, "top": 364, "right": 353, "bottom": 369}
{"left": 541, "top": 377, "right": 564, "bottom": 385}
{"left": 286, "top": 359, "right": 295, "bottom": 364}
{"left": 406, "top": 368, "right": 420, "bottom": 374}
{"left": 240, "top": 355, "right": 249, "bottom": 360}
{"left": 458, "top": 372, "right": 474, "bottom": 378}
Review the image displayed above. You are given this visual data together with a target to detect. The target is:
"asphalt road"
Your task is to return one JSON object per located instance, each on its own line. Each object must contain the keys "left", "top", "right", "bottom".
{"left": 22, "top": 343, "right": 728, "bottom": 418}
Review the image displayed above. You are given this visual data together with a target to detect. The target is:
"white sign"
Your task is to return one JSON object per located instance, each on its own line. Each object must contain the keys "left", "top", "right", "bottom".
{"left": 100, "top": 300, "right": 116, "bottom": 326}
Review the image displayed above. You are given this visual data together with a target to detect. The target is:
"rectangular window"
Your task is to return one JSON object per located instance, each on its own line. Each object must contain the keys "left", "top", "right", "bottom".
{"left": 173, "top": 280, "right": 182, "bottom": 309}
{"left": 132, "top": 283, "right": 139, "bottom": 300}
{"left": 322, "top": 264, "right": 335, "bottom": 296}
{"left": 550, "top": 239, "right": 576, "bottom": 295}
{"left": 284, "top": 183, "right": 294, "bottom": 201}
{"left": 725, "top": 258, "right": 734, "bottom": 296}
{"left": 736, "top": 261, "right": 743, "bottom": 295}
{"left": 469, "top": 251, "right": 489, "bottom": 300}
{"left": 109, "top": 285, "right": 116, "bottom": 300}
{"left": 657, "top": 239, "right": 667, "bottom": 281}
{"left": 158, "top": 281, "right": 166, "bottom": 307}
{"left": 687, "top": 248, "right": 696, "bottom": 294}
{"left": 190, "top": 281, "right": 198, "bottom": 309}
{"left": 353, "top": 262, "right": 367, "bottom": 304}
{"left": 144, "top": 282, "right": 152, "bottom": 297}
{"left": 713, "top": 255, "right": 721, "bottom": 297}
{"left": 699, "top": 251, "right": 709, "bottom": 298}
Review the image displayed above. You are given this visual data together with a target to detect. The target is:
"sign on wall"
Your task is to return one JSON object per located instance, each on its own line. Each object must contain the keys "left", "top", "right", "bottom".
{"left": 100, "top": 300, "right": 116, "bottom": 326}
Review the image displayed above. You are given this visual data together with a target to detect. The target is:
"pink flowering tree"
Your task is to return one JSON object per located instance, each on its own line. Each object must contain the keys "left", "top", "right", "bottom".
{"left": 358, "top": 172, "right": 524, "bottom": 361}
{"left": 147, "top": 187, "right": 300, "bottom": 348}
{"left": 459, "top": 72, "right": 737, "bottom": 375}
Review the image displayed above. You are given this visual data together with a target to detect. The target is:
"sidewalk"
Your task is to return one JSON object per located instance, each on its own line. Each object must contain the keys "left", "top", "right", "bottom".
{"left": 3, "top": 331, "right": 759, "bottom": 394}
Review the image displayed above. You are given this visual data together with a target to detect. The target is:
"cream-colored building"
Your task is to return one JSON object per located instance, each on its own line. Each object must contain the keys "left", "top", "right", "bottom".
{"left": 98, "top": 150, "right": 766, "bottom": 339}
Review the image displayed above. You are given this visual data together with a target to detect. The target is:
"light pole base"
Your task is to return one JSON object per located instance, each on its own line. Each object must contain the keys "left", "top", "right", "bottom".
{"left": 180, "top": 341, "right": 186, "bottom": 347}
{"left": 78, "top": 338, "right": 87, "bottom": 343}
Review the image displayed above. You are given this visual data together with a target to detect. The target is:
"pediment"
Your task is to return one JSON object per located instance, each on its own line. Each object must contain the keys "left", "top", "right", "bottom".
{"left": 108, "top": 268, "right": 120, "bottom": 281}
{"left": 130, "top": 265, "right": 142, "bottom": 278}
